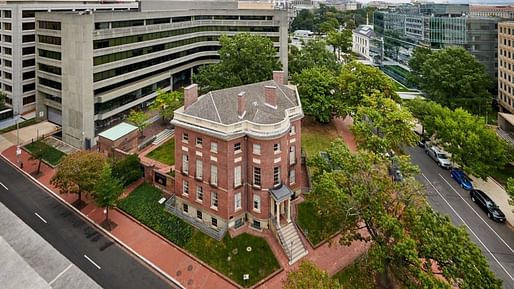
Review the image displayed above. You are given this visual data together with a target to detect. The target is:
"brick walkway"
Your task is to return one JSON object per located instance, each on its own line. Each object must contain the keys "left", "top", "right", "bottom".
{"left": 1, "top": 116, "right": 367, "bottom": 289}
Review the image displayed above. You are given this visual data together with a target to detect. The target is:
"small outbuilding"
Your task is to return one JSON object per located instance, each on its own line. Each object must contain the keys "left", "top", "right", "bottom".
{"left": 97, "top": 122, "right": 139, "bottom": 157}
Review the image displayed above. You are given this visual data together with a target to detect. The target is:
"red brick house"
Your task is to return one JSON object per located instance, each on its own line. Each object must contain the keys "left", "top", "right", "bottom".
{"left": 170, "top": 71, "right": 308, "bottom": 263}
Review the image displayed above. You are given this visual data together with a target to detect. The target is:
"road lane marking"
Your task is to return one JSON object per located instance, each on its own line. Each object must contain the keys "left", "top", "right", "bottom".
{"left": 48, "top": 263, "right": 73, "bottom": 285}
{"left": 422, "top": 173, "right": 514, "bottom": 281}
{"left": 0, "top": 182, "right": 8, "bottom": 190}
{"left": 83, "top": 254, "right": 101, "bottom": 270}
{"left": 34, "top": 212, "right": 47, "bottom": 224}
{"left": 438, "top": 174, "right": 514, "bottom": 254}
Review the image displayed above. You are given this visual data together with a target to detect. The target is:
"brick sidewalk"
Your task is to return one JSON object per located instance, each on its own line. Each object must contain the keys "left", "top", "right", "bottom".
{"left": 1, "top": 116, "right": 367, "bottom": 289}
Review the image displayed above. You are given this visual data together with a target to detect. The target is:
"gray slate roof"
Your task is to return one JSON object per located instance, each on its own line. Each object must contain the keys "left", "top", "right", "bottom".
{"left": 184, "top": 80, "right": 299, "bottom": 125}
{"left": 353, "top": 25, "right": 377, "bottom": 38}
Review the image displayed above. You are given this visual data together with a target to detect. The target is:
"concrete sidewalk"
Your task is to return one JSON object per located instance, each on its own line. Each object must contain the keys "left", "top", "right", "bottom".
{"left": 471, "top": 176, "right": 514, "bottom": 226}
{"left": 0, "top": 121, "right": 59, "bottom": 151}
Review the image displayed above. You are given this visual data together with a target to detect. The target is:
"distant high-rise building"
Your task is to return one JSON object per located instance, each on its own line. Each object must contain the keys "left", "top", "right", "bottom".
{"left": 498, "top": 22, "right": 514, "bottom": 113}
{"left": 374, "top": 4, "right": 499, "bottom": 80}
{"left": 470, "top": 5, "right": 514, "bottom": 19}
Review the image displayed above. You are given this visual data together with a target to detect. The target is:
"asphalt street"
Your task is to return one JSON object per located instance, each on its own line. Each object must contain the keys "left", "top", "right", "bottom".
{"left": 407, "top": 146, "right": 514, "bottom": 289}
{"left": 0, "top": 157, "right": 178, "bottom": 289}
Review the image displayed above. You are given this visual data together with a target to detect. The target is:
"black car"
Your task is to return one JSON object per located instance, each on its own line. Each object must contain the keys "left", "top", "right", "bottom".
{"left": 470, "top": 189, "right": 506, "bottom": 223}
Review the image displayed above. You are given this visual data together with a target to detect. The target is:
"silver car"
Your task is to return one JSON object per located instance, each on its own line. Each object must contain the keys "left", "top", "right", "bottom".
{"left": 426, "top": 145, "right": 452, "bottom": 169}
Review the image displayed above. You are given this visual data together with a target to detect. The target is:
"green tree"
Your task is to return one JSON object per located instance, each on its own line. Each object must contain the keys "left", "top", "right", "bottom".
{"left": 111, "top": 154, "right": 143, "bottom": 186}
{"left": 309, "top": 140, "right": 502, "bottom": 289}
{"left": 151, "top": 89, "right": 183, "bottom": 122}
{"left": 413, "top": 47, "right": 492, "bottom": 114}
{"left": 506, "top": 178, "right": 514, "bottom": 211}
{"left": 193, "top": 33, "right": 281, "bottom": 91}
{"left": 352, "top": 93, "right": 418, "bottom": 153}
{"left": 327, "top": 29, "right": 352, "bottom": 63}
{"left": 289, "top": 39, "right": 339, "bottom": 75}
{"left": 93, "top": 164, "right": 123, "bottom": 230}
{"left": 291, "top": 9, "right": 315, "bottom": 32}
{"left": 51, "top": 151, "right": 107, "bottom": 206}
{"left": 319, "top": 18, "right": 340, "bottom": 34}
{"left": 127, "top": 110, "right": 149, "bottom": 138}
{"left": 29, "top": 141, "right": 50, "bottom": 175}
{"left": 336, "top": 61, "right": 397, "bottom": 113}
{"left": 407, "top": 99, "right": 512, "bottom": 178}
{"left": 407, "top": 47, "right": 432, "bottom": 85}
{"left": 293, "top": 67, "right": 337, "bottom": 123}
{"left": 284, "top": 260, "right": 341, "bottom": 289}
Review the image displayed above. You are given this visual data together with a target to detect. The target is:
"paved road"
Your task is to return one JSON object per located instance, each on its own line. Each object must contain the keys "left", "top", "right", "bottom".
{"left": 0, "top": 157, "right": 178, "bottom": 289}
{"left": 407, "top": 146, "right": 514, "bottom": 289}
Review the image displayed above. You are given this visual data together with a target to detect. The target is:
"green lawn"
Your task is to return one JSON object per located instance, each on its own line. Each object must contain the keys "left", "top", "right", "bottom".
{"left": 302, "top": 117, "right": 339, "bottom": 159}
{"left": 333, "top": 256, "right": 377, "bottom": 289}
{"left": 24, "top": 141, "right": 65, "bottom": 166}
{"left": 490, "top": 163, "right": 514, "bottom": 186}
{"left": 297, "top": 201, "right": 340, "bottom": 246}
{"left": 119, "top": 183, "right": 279, "bottom": 287}
{"left": 146, "top": 138, "right": 175, "bottom": 165}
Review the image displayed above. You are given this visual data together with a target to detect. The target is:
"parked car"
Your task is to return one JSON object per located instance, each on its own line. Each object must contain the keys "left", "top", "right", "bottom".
{"left": 426, "top": 145, "right": 452, "bottom": 169}
{"left": 450, "top": 168, "right": 473, "bottom": 190}
{"left": 418, "top": 138, "right": 427, "bottom": 148}
{"left": 470, "top": 189, "right": 506, "bottom": 223}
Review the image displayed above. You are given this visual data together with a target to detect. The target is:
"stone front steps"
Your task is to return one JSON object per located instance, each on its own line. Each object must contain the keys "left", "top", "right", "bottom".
{"left": 277, "top": 222, "right": 308, "bottom": 265}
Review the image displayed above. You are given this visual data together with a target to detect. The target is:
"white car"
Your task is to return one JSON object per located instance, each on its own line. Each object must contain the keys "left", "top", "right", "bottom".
{"left": 426, "top": 145, "right": 452, "bottom": 169}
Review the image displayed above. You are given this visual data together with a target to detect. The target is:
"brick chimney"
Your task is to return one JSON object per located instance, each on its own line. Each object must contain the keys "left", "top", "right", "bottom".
{"left": 238, "top": 91, "right": 246, "bottom": 118}
{"left": 273, "top": 71, "right": 285, "bottom": 85}
{"left": 184, "top": 83, "right": 198, "bottom": 110}
{"left": 264, "top": 85, "right": 277, "bottom": 108}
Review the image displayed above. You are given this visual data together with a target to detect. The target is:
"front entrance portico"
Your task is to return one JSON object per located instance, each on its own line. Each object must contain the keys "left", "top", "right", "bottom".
{"left": 269, "top": 184, "right": 294, "bottom": 228}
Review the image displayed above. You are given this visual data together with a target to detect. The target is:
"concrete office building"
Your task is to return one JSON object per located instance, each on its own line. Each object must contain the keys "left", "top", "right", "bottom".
{"left": 35, "top": 5, "right": 288, "bottom": 149}
{"left": 374, "top": 4, "right": 500, "bottom": 79}
{"left": 498, "top": 22, "right": 514, "bottom": 113}
{"left": 0, "top": 0, "right": 138, "bottom": 117}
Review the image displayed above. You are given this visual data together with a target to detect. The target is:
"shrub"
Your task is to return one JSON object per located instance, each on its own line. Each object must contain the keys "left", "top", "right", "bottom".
{"left": 111, "top": 154, "right": 142, "bottom": 186}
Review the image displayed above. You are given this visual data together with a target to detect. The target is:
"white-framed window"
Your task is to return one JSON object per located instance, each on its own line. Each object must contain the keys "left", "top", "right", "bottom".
{"left": 273, "top": 166, "right": 280, "bottom": 186}
{"left": 289, "top": 145, "right": 296, "bottom": 165}
{"left": 253, "top": 143, "right": 261, "bottom": 155}
{"left": 210, "top": 164, "right": 218, "bottom": 186}
{"left": 253, "top": 167, "right": 261, "bottom": 187}
{"left": 182, "top": 180, "right": 189, "bottom": 195}
{"left": 196, "top": 185, "right": 203, "bottom": 201}
{"left": 211, "top": 191, "right": 218, "bottom": 209}
{"left": 211, "top": 217, "right": 218, "bottom": 227}
{"left": 253, "top": 194, "right": 261, "bottom": 212}
{"left": 182, "top": 154, "right": 189, "bottom": 174}
{"left": 289, "top": 168, "right": 296, "bottom": 185}
{"left": 274, "top": 143, "right": 280, "bottom": 153}
{"left": 234, "top": 165, "right": 242, "bottom": 187}
{"left": 182, "top": 133, "right": 188, "bottom": 142}
{"left": 211, "top": 142, "right": 218, "bottom": 153}
{"left": 196, "top": 137, "right": 203, "bottom": 146}
{"left": 234, "top": 142, "right": 241, "bottom": 152}
{"left": 195, "top": 159, "right": 203, "bottom": 179}
{"left": 235, "top": 192, "right": 242, "bottom": 210}
{"left": 290, "top": 125, "right": 296, "bottom": 135}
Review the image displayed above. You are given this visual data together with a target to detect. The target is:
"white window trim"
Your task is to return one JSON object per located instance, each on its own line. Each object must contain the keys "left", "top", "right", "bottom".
{"left": 211, "top": 191, "right": 218, "bottom": 210}
{"left": 234, "top": 165, "right": 242, "bottom": 188}
{"left": 253, "top": 143, "right": 261, "bottom": 155}
{"left": 196, "top": 186, "right": 203, "bottom": 203}
{"left": 253, "top": 194, "right": 261, "bottom": 213}
{"left": 211, "top": 142, "right": 218, "bottom": 154}
{"left": 235, "top": 192, "right": 242, "bottom": 211}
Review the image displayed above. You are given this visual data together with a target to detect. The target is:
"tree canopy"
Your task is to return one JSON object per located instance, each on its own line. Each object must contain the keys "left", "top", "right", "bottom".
{"left": 289, "top": 39, "right": 339, "bottom": 75}
{"left": 336, "top": 61, "right": 398, "bottom": 112}
{"left": 51, "top": 151, "right": 107, "bottom": 205}
{"left": 352, "top": 93, "right": 418, "bottom": 153}
{"left": 409, "top": 47, "right": 492, "bottom": 114}
{"left": 306, "top": 140, "right": 502, "bottom": 289}
{"left": 93, "top": 164, "right": 124, "bottom": 230}
{"left": 127, "top": 110, "right": 149, "bottom": 136}
{"left": 284, "top": 260, "right": 341, "bottom": 289}
{"left": 293, "top": 67, "right": 337, "bottom": 123}
{"left": 327, "top": 29, "right": 353, "bottom": 63}
{"left": 291, "top": 5, "right": 376, "bottom": 33}
{"left": 193, "top": 33, "right": 281, "bottom": 91}
{"left": 151, "top": 89, "right": 183, "bottom": 121}
{"left": 407, "top": 99, "right": 512, "bottom": 179}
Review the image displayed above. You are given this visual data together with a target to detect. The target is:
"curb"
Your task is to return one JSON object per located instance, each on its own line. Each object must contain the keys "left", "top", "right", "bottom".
{"left": 0, "top": 153, "right": 186, "bottom": 289}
